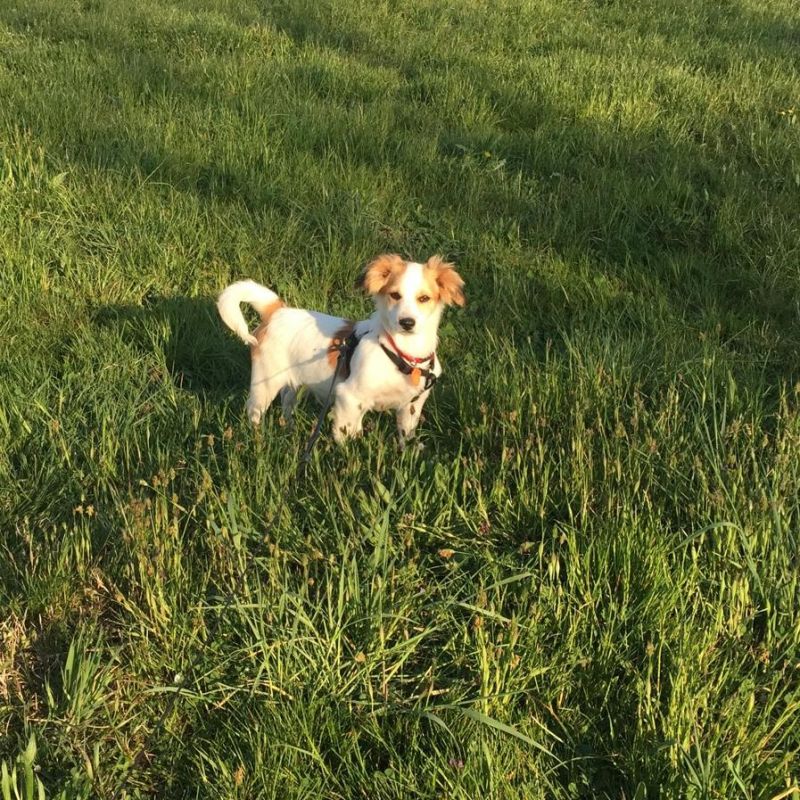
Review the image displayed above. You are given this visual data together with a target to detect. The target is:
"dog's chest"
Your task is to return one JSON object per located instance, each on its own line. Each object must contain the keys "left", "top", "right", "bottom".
{"left": 365, "top": 372, "right": 418, "bottom": 411}
{"left": 343, "top": 335, "right": 440, "bottom": 412}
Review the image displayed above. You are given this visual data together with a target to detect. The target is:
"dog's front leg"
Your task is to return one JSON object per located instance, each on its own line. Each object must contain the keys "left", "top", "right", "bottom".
{"left": 396, "top": 390, "right": 430, "bottom": 448}
{"left": 332, "top": 385, "right": 365, "bottom": 443}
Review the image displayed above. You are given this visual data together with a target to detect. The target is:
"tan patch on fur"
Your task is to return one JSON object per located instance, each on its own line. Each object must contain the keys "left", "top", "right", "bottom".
{"left": 327, "top": 321, "right": 356, "bottom": 374}
{"left": 260, "top": 298, "right": 285, "bottom": 322}
{"left": 250, "top": 299, "right": 285, "bottom": 358}
{"left": 361, "top": 254, "right": 406, "bottom": 295}
{"left": 425, "top": 255, "right": 465, "bottom": 307}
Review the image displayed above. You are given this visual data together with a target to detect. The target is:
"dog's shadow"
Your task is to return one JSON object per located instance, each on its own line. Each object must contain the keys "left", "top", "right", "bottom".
{"left": 92, "top": 295, "right": 249, "bottom": 402}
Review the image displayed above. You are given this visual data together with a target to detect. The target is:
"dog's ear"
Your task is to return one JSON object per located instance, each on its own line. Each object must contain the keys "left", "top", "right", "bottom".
{"left": 360, "top": 254, "right": 405, "bottom": 295}
{"left": 427, "top": 256, "right": 466, "bottom": 307}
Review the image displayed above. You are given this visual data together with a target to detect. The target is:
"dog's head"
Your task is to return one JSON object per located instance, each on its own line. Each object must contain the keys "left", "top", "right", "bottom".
{"left": 360, "top": 254, "right": 465, "bottom": 337}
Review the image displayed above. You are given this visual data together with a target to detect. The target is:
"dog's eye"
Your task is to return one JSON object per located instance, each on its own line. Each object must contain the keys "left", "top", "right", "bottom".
{"left": 389, "top": 292, "right": 401, "bottom": 301}
{"left": 418, "top": 295, "right": 430, "bottom": 304}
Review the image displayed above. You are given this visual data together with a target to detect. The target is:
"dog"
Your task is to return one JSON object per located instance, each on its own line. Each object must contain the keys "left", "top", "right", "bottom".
{"left": 217, "top": 254, "right": 465, "bottom": 444}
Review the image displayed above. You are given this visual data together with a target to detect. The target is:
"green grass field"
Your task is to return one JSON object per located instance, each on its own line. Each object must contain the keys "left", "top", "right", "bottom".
{"left": 2, "top": 0, "right": 800, "bottom": 797}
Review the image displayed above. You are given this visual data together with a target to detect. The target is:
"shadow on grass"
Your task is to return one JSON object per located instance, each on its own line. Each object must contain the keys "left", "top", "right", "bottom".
{"left": 92, "top": 295, "right": 249, "bottom": 401}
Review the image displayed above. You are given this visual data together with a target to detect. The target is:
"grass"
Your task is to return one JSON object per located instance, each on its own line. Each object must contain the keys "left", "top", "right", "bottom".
{"left": 1, "top": 0, "right": 799, "bottom": 796}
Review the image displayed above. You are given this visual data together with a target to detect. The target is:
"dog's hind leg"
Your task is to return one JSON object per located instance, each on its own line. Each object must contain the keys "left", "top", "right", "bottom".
{"left": 247, "top": 356, "right": 283, "bottom": 426}
{"left": 280, "top": 386, "right": 298, "bottom": 428}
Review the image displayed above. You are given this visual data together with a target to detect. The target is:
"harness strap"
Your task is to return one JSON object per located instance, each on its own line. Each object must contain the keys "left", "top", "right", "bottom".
{"left": 327, "top": 330, "right": 362, "bottom": 380}
{"left": 341, "top": 331, "right": 361, "bottom": 378}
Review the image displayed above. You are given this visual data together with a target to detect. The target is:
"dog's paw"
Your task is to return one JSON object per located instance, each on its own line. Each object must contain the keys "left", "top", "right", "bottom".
{"left": 247, "top": 407, "right": 262, "bottom": 426}
{"left": 334, "top": 424, "right": 362, "bottom": 444}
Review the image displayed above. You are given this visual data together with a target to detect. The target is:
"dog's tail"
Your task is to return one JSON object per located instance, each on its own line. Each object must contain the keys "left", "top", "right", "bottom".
{"left": 217, "top": 280, "right": 284, "bottom": 347}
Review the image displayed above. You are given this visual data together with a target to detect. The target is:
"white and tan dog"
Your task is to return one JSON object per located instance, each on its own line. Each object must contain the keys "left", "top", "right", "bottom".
{"left": 217, "top": 254, "right": 465, "bottom": 444}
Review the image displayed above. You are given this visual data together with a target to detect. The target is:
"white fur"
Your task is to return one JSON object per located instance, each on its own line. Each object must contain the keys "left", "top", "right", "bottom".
{"left": 217, "top": 258, "right": 462, "bottom": 444}
{"left": 217, "top": 280, "right": 278, "bottom": 347}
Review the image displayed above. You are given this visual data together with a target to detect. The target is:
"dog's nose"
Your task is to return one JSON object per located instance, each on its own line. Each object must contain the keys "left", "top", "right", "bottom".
{"left": 399, "top": 317, "right": 416, "bottom": 331}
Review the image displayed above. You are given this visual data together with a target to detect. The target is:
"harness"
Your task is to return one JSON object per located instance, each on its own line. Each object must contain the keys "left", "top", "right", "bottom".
{"left": 299, "top": 328, "right": 437, "bottom": 474}
{"left": 331, "top": 330, "right": 437, "bottom": 396}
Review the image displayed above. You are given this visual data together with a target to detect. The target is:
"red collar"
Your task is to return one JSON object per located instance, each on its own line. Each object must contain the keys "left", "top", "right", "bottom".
{"left": 382, "top": 331, "right": 435, "bottom": 365}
